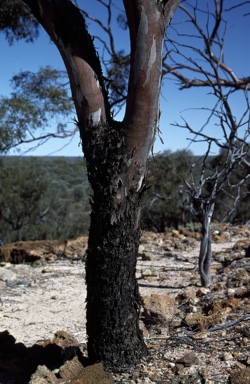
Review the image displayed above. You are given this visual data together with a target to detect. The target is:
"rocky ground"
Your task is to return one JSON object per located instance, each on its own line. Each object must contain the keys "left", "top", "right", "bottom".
{"left": 0, "top": 224, "right": 250, "bottom": 383}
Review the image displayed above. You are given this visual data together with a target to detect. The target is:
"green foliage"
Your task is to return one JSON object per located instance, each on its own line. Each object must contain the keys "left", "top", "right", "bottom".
{"left": 0, "top": 151, "right": 248, "bottom": 245}
{"left": 0, "top": 0, "right": 39, "bottom": 44}
{"left": 142, "top": 150, "right": 195, "bottom": 231}
{"left": 0, "top": 157, "right": 51, "bottom": 242}
{"left": 0, "top": 156, "right": 90, "bottom": 244}
{"left": 0, "top": 67, "right": 74, "bottom": 153}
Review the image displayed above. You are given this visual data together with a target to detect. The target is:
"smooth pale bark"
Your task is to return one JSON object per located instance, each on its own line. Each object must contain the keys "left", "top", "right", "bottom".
{"left": 23, "top": 0, "right": 181, "bottom": 369}
{"left": 197, "top": 203, "right": 215, "bottom": 287}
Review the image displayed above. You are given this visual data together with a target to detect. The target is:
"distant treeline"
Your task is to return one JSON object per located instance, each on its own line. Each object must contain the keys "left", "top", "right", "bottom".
{"left": 0, "top": 150, "right": 249, "bottom": 244}
{"left": 0, "top": 156, "right": 90, "bottom": 244}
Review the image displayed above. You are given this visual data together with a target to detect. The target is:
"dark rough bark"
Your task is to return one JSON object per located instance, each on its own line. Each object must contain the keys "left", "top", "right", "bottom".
{"left": 82, "top": 123, "right": 148, "bottom": 369}
{"left": 86, "top": 195, "right": 147, "bottom": 369}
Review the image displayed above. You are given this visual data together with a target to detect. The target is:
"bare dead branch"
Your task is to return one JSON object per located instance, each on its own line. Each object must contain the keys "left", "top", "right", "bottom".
{"left": 2, "top": 127, "right": 79, "bottom": 153}
{"left": 163, "top": 1, "right": 250, "bottom": 90}
{"left": 187, "top": 314, "right": 250, "bottom": 335}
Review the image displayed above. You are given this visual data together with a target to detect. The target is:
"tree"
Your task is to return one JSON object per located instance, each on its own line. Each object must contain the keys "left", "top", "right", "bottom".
{"left": 183, "top": 137, "right": 250, "bottom": 287}
{"left": 168, "top": 1, "right": 250, "bottom": 287}
{"left": 0, "top": 157, "right": 51, "bottom": 242}
{"left": 163, "top": 1, "right": 250, "bottom": 91}
{"left": 21, "top": 0, "right": 181, "bottom": 370}
{"left": 0, "top": 66, "right": 75, "bottom": 153}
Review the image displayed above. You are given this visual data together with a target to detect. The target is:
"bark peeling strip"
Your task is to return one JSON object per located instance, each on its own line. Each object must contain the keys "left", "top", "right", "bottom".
{"left": 136, "top": 174, "right": 144, "bottom": 192}
{"left": 134, "top": 6, "right": 148, "bottom": 85}
{"left": 88, "top": 108, "right": 102, "bottom": 126}
{"left": 62, "top": 48, "right": 87, "bottom": 110}
{"left": 143, "top": 36, "right": 156, "bottom": 86}
{"left": 49, "top": 27, "right": 85, "bottom": 106}
{"left": 95, "top": 78, "right": 100, "bottom": 89}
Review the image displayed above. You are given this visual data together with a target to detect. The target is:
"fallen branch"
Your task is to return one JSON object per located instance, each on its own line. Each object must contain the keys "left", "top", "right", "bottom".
{"left": 187, "top": 313, "right": 250, "bottom": 335}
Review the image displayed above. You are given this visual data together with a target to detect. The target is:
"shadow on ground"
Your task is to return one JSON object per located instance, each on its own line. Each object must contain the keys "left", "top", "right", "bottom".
{"left": 0, "top": 330, "right": 113, "bottom": 384}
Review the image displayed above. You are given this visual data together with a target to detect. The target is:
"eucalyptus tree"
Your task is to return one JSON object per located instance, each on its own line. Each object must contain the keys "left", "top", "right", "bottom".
{"left": 21, "top": 0, "right": 181, "bottom": 370}
{"left": 3, "top": 0, "right": 248, "bottom": 368}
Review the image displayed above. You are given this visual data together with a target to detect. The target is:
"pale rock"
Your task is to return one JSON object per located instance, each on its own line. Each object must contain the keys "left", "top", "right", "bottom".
{"left": 29, "top": 365, "right": 59, "bottom": 384}
{"left": 222, "top": 352, "right": 234, "bottom": 361}
{"left": 0, "top": 268, "right": 16, "bottom": 282}
{"left": 141, "top": 267, "right": 158, "bottom": 278}
{"left": 224, "top": 231, "right": 231, "bottom": 241}
{"left": 142, "top": 294, "right": 176, "bottom": 324}
{"left": 196, "top": 287, "right": 210, "bottom": 296}
{"left": 138, "top": 244, "right": 145, "bottom": 253}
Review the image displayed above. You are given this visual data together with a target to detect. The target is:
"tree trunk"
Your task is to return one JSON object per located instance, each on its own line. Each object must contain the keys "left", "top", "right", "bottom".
{"left": 198, "top": 204, "right": 215, "bottom": 287}
{"left": 82, "top": 123, "right": 148, "bottom": 369}
{"left": 86, "top": 182, "right": 147, "bottom": 368}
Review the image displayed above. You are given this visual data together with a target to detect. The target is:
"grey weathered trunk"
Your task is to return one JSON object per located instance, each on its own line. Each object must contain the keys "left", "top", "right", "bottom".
{"left": 199, "top": 204, "right": 215, "bottom": 286}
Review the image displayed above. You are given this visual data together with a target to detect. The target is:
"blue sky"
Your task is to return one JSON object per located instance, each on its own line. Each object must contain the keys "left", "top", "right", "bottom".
{"left": 1, "top": 0, "right": 249, "bottom": 157}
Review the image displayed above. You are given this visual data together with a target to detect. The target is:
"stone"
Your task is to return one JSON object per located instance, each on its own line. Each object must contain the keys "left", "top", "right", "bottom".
{"left": 138, "top": 244, "right": 145, "bottom": 253}
{"left": 64, "top": 363, "right": 114, "bottom": 384}
{"left": 169, "top": 370, "right": 206, "bottom": 383}
{"left": 29, "top": 365, "right": 59, "bottom": 384}
{"left": 0, "top": 268, "right": 16, "bottom": 282}
{"left": 29, "top": 362, "right": 113, "bottom": 384}
{"left": 177, "top": 352, "right": 200, "bottom": 367}
{"left": 222, "top": 352, "right": 234, "bottom": 361}
{"left": 0, "top": 236, "right": 88, "bottom": 264}
{"left": 172, "top": 229, "right": 180, "bottom": 237}
{"left": 224, "top": 231, "right": 231, "bottom": 241}
{"left": 51, "top": 330, "right": 80, "bottom": 349}
{"left": 141, "top": 267, "right": 158, "bottom": 278}
{"left": 229, "top": 367, "right": 250, "bottom": 383}
{"left": 179, "top": 229, "right": 200, "bottom": 239}
{"left": 235, "top": 268, "right": 249, "bottom": 284}
{"left": 142, "top": 294, "right": 176, "bottom": 324}
{"left": 233, "top": 239, "right": 250, "bottom": 250}
{"left": 176, "top": 288, "right": 197, "bottom": 303}
{"left": 58, "top": 356, "right": 84, "bottom": 381}
{"left": 139, "top": 252, "right": 152, "bottom": 261}
{"left": 196, "top": 287, "right": 210, "bottom": 296}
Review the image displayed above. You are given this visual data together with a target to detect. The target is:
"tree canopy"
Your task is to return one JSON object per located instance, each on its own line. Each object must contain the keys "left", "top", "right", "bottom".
{"left": 0, "top": 0, "right": 39, "bottom": 44}
{"left": 0, "top": 66, "right": 74, "bottom": 153}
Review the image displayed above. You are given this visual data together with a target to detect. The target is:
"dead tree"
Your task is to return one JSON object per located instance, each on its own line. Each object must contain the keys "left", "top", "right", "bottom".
{"left": 163, "top": 0, "right": 250, "bottom": 286}
{"left": 183, "top": 137, "right": 250, "bottom": 286}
